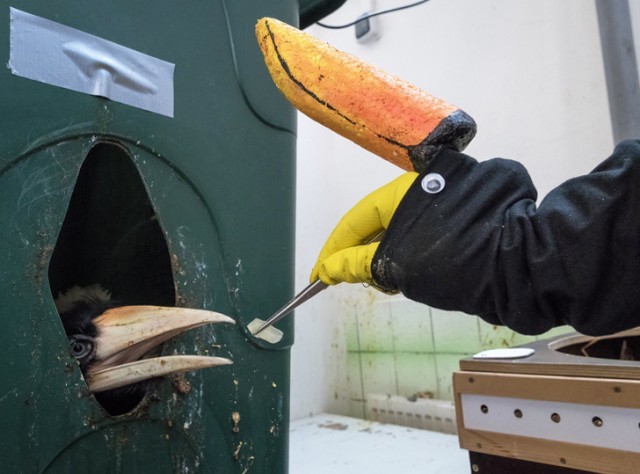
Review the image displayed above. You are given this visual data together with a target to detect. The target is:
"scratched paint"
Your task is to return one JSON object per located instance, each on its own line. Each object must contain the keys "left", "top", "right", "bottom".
{"left": 1, "top": 1, "right": 297, "bottom": 469}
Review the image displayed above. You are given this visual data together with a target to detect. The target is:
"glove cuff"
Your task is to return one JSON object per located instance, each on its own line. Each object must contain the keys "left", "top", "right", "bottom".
{"left": 370, "top": 251, "right": 399, "bottom": 294}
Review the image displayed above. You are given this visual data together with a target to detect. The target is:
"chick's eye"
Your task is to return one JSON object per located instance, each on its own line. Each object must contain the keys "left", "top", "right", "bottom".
{"left": 69, "top": 336, "right": 94, "bottom": 359}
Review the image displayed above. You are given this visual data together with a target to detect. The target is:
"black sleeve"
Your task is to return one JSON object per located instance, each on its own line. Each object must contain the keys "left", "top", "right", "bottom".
{"left": 372, "top": 139, "right": 640, "bottom": 336}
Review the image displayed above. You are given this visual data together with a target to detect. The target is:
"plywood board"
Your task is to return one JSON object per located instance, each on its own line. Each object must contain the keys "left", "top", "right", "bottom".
{"left": 454, "top": 371, "right": 640, "bottom": 473}
{"left": 460, "top": 330, "right": 640, "bottom": 380}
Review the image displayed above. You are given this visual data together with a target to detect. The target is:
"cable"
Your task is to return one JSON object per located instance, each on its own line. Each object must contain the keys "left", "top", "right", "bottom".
{"left": 316, "top": 0, "right": 431, "bottom": 29}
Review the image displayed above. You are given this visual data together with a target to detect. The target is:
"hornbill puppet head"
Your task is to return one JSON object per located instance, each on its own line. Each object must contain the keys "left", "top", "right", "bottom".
{"left": 55, "top": 285, "right": 234, "bottom": 415}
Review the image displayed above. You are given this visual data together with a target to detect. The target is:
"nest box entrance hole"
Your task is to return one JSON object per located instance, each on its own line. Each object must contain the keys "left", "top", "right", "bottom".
{"left": 48, "top": 141, "right": 175, "bottom": 414}
{"left": 48, "top": 142, "right": 175, "bottom": 305}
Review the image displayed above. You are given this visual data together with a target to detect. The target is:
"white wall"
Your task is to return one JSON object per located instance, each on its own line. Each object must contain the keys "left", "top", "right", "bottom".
{"left": 290, "top": 0, "right": 614, "bottom": 421}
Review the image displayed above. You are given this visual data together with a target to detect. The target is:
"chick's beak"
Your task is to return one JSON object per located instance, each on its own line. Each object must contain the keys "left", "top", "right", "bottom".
{"left": 85, "top": 306, "right": 234, "bottom": 393}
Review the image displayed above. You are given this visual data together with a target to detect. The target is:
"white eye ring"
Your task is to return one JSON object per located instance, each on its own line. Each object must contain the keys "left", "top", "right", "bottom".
{"left": 421, "top": 173, "right": 445, "bottom": 194}
{"left": 69, "top": 335, "right": 94, "bottom": 360}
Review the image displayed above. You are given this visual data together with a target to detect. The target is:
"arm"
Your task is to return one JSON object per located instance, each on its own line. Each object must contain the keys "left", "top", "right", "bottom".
{"left": 372, "top": 140, "right": 640, "bottom": 336}
{"left": 313, "top": 140, "right": 640, "bottom": 336}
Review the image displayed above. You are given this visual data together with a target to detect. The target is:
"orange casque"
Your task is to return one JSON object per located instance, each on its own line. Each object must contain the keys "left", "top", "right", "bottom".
{"left": 256, "top": 17, "right": 476, "bottom": 172}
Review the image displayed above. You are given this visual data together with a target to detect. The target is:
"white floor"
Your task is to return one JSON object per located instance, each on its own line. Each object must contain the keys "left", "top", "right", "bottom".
{"left": 289, "top": 414, "right": 470, "bottom": 473}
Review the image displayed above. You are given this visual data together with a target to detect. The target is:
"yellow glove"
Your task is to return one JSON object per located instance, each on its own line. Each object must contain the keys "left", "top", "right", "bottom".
{"left": 310, "top": 172, "right": 418, "bottom": 285}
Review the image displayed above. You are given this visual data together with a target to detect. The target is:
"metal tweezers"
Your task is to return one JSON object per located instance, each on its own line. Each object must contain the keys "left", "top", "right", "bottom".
{"left": 251, "top": 278, "right": 328, "bottom": 336}
{"left": 252, "top": 230, "right": 385, "bottom": 336}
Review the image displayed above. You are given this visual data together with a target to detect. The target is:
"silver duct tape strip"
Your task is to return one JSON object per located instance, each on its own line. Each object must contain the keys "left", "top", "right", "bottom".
{"left": 9, "top": 8, "right": 175, "bottom": 118}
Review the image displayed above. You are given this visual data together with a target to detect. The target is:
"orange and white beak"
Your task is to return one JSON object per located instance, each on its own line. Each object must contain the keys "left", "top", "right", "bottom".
{"left": 256, "top": 18, "right": 476, "bottom": 173}
{"left": 86, "top": 306, "right": 234, "bottom": 393}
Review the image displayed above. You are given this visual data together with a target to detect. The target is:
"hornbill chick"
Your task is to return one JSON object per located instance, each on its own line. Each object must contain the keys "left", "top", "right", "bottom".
{"left": 55, "top": 285, "right": 234, "bottom": 415}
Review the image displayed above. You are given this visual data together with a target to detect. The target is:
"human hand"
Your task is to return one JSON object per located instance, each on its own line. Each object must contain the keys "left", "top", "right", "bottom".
{"left": 310, "top": 172, "right": 418, "bottom": 286}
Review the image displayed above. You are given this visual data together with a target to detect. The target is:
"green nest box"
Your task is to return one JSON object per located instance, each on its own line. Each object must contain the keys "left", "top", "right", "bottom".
{"left": 0, "top": 1, "right": 344, "bottom": 472}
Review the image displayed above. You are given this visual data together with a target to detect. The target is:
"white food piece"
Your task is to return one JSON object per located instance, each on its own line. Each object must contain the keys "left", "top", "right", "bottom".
{"left": 248, "top": 318, "right": 284, "bottom": 344}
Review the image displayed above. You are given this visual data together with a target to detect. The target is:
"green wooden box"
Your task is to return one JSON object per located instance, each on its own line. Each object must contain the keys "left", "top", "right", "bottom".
{"left": 0, "top": 1, "right": 344, "bottom": 472}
